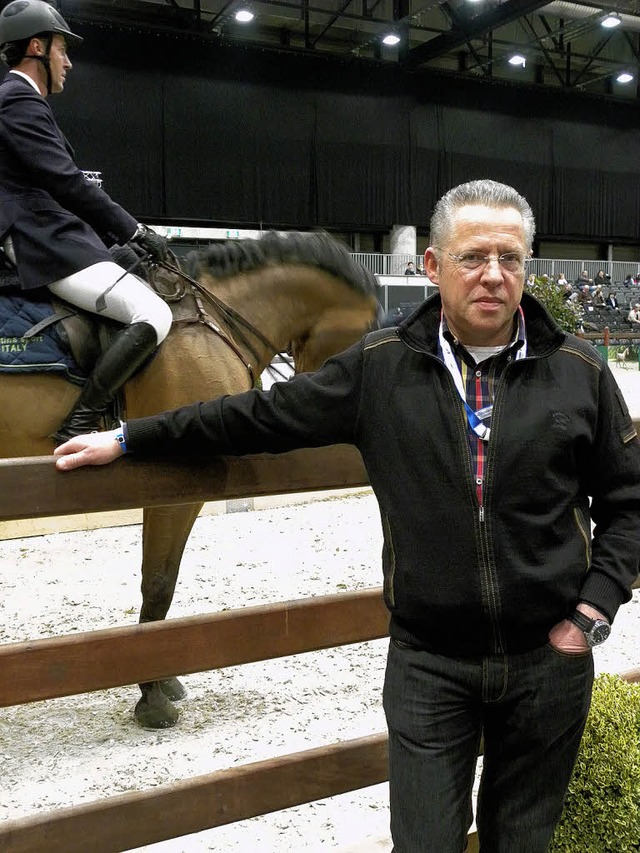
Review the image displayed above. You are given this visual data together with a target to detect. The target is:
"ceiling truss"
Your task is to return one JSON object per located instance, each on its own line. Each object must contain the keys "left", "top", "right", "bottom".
{"left": 60, "top": 0, "right": 640, "bottom": 98}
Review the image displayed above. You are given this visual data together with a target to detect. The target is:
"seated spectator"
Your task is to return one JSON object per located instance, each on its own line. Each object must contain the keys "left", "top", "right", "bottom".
{"left": 628, "top": 303, "right": 640, "bottom": 327}
{"left": 623, "top": 274, "right": 634, "bottom": 287}
{"left": 593, "top": 269, "right": 607, "bottom": 288}
{"left": 577, "top": 284, "right": 593, "bottom": 304}
{"left": 605, "top": 292, "right": 620, "bottom": 311}
{"left": 575, "top": 270, "right": 591, "bottom": 287}
{"left": 404, "top": 262, "right": 416, "bottom": 275}
{"left": 561, "top": 282, "right": 573, "bottom": 301}
{"left": 592, "top": 285, "right": 606, "bottom": 306}
{"left": 556, "top": 272, "right": 568, "bottom": 287}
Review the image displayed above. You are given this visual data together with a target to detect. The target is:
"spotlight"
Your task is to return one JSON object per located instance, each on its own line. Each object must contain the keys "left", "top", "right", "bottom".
{"left": 382, "top": 33, "right": 401, "bottom": 45}
{"left": 508, "top": 54, "right": 526, "bottom": 67}
{"left": 235, "top": 9, "right": 254, "bottom": 22}
{"left": 617, "top": 71, "right": 633, "bottom": 83}
{"left": 601, "top": 12, "right": 621, "bottom": 28}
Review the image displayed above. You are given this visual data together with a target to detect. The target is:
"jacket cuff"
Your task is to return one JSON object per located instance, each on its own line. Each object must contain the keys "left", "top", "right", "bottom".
{"left": 578, "top": 570, "right": 629, "bottom": 624}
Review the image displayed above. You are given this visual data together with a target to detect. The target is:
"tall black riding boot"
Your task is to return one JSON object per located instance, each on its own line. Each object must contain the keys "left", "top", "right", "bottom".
{"left": 52, "top": 321, "right": 158, "bottom": 444}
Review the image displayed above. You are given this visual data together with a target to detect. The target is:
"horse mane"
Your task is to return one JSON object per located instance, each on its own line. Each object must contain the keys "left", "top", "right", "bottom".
{"left": 184, "top": 232, "right": 379, "bottom": 298}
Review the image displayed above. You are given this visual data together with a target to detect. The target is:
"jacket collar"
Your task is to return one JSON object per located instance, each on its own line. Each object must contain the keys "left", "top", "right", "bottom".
{"left": 397, "top": 291, "right": 566, "bottom": 358}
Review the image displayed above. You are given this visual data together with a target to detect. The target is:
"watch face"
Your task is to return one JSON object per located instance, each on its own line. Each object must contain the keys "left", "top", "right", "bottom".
{"left": 588, "top": 620, "right": 611, "bottom": 646}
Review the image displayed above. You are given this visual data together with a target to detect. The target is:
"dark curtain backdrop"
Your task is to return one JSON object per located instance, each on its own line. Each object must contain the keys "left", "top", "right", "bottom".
{"left": 11, "top": 24, "right": 640, "bottom": 241}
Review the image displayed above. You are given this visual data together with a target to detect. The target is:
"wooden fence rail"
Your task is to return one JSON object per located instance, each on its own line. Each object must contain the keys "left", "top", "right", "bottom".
{"left": 1, "top": 446, "right": 389, "bottom": 852}
{"left": 0, "top": 588, "right": 389, "bottom": 707}
{"left": 2, "top": 734, "right": 390, "bottom": 853}
{"left": 1, "top": 445, "right": 639, "bottom": 851}
{"left": 0, "top": 445, "right": 367, "bottom": 521}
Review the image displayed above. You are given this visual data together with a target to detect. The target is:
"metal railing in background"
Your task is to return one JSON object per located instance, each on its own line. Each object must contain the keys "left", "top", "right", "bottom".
{"left": 368, "top": 257, "right": 640, "bottom": 318}
{"left": 352, "top": 253, "right": 426, "bottom": 276}
{"left": 526, "top": 259, "right": 640, "bottom": 284}
{"left": 352, "top": 254, "right": 640, "bottom": 287}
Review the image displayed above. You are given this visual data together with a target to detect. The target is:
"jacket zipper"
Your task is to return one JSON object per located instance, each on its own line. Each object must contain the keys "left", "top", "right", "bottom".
{"left": 437, "top": 347, "right": 506, "bottom": 654}
{"left": 399, "top": 340, "right": 524, "bottom": 654}
{"left": 480, "top": 358, "right": 525, "bottom": 655}
{"left": 573, "top": 506, "right": 591, "bottom": 570}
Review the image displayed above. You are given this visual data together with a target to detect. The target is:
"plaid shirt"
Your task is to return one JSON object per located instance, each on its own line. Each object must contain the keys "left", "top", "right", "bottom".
{"left": 438, "top": 311, "right": 527, "bottom": 505}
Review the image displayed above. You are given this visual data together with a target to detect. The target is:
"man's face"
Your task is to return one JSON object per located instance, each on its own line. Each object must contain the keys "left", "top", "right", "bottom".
{"left": 37, "top": 34, "right": 71, "bottom": 94}
{"left": 424, "top": 204, "right": 528, "bottom": 347}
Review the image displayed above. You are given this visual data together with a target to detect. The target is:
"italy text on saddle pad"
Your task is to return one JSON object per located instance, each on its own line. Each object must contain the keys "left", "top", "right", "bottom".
{"left": 0, "top": 292, "right": 86, "bottom": 384}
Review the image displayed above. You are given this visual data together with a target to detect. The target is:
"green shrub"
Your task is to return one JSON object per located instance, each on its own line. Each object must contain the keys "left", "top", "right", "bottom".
{"left": 549, "top": 674, "right": 640, "bottom": 852}
{"left": 526, "top": 276, "right": 580, "bottom": 334}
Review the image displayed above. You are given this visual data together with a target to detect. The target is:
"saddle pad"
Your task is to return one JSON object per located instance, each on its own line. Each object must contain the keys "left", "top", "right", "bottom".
{"left": 0, "top": 291, "right": 87, "bottom": 384}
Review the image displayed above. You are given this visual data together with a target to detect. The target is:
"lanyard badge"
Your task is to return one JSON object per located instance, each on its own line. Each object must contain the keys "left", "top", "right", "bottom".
{"left": 438, "top": 312, "right": 526, "bottom": 442}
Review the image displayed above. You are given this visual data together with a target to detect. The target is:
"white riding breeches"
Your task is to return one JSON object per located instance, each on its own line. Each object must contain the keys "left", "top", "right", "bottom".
{"left": 47, "top": 262, "right": 172, "bottom": 345}
{"left": 3, "top": 237, "right": 172, "bottom": 345}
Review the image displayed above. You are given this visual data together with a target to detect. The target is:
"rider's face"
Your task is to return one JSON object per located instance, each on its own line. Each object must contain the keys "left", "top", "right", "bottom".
{"left": 33, "top": 34, "right": 71, "bottom": 94}
{"left": 46, "top": 35, "right": 72, "bottom": 94}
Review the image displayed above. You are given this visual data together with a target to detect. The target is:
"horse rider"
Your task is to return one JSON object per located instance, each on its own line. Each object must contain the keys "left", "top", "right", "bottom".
{"left": 0, "top": 0, "right": 173, "bottom": 443}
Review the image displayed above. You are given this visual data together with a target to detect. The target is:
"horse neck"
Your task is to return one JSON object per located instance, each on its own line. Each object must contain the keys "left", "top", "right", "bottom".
{"left": 202, "top": 266, "right": 356, "bottom": 366}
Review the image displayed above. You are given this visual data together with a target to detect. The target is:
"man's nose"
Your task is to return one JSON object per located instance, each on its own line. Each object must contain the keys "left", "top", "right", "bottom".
{"left": 480, "top": 257, "right": 504, "bottom": 283}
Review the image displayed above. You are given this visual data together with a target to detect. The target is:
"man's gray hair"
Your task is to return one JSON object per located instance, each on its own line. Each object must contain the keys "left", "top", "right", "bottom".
{"left": 430, "top": 179, "right": 535, "bottom": 250}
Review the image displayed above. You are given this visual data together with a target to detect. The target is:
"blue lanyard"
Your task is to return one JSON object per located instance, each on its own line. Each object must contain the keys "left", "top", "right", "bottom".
{"left": 438, "top": 311, "right": 527, "bottom": 442}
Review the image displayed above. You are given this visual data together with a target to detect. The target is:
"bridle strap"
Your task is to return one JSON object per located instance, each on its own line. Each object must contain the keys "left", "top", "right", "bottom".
{"left": 156, "top": 258, "right": 292, "bottom": 385}
{"left": 189, "top": 287, "right": 256, "bottom": 386}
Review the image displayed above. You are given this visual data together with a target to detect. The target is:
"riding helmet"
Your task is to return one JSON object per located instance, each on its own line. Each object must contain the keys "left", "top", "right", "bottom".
{"left": 0, "top": 0, "right": 83, "bottom": 51}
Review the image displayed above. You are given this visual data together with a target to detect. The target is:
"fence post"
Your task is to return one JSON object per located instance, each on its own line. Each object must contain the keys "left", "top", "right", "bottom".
{"left": 596, "top": 326, "right": 609, "bottom": 362}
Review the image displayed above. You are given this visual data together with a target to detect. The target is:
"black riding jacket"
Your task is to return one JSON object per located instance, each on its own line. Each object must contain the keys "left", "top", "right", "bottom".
{"left": 0, "top": 73, "right": 137, "bottom": 289}
{"left": 126, "top": 292, "right": 640, "bottom": 656}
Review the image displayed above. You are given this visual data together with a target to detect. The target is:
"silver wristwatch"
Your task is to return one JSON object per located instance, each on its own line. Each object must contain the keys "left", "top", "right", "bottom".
{"left": 568, "top": 610, "right": 611, "bottom": 647}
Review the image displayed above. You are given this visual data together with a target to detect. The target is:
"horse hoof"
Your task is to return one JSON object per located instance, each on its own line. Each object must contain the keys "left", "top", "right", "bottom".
{"left": 134, "top": 695, "right": 180, "bottom": 729}
{"left": 160, "top": 677, "right": 186, "bottom": 701}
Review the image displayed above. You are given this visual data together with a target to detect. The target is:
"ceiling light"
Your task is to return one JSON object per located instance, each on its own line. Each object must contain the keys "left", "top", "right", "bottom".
{"left": 601, "top": 11, "right": 621, "bottom": 28}
{"left": 382, "top": 33, "right": 401, "bottom": 46}
{"left": 508, "top": 54, "right": 526, "bottom": 67}
{"left": 235, "top": 9, "right": 254, "bottom": 22}
{"left": 617, "top": 71, "right": 633, "bottom": 83}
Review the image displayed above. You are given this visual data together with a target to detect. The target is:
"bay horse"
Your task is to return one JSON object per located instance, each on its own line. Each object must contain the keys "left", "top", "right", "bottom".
{"left": 0, "top": 231, "right": 380, "bottom": 728}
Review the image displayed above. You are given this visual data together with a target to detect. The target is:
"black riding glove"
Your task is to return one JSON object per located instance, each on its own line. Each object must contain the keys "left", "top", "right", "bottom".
{"left": 129, "top": 224, "right": 169, "bottom": 264}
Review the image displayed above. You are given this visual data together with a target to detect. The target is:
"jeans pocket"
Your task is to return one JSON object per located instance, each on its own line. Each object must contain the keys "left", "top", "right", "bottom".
{"left": 545, "top": 642, "right": 593, "bottom": 660}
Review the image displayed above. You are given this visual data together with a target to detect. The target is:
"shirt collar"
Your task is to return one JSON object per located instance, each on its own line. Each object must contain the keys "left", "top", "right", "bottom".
{"left": 440, "top": 306, "right": 527, "bottom": 362}
{"left": 9, "top": 69, "right": 42, "bottom": 95}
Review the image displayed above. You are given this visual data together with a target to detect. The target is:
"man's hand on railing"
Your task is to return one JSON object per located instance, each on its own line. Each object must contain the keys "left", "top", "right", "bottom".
{"left": 54, "top": 429, "right": 125, "bottom": 470}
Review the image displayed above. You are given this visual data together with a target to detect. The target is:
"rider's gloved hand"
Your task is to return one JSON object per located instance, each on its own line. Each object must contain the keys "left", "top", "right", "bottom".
{"left": 129, "top": 224, "right": 168, "bottom": 264}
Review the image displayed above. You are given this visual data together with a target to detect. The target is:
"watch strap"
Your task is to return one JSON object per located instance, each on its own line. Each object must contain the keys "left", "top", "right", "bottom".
{"left": 568, "top": 610, "right": 595, "bottom": 633}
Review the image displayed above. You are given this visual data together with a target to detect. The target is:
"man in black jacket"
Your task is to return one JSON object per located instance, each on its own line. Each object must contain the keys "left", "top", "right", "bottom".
{"left": 0, "top": 0, "right": 172, "bottom": 443}
{"left": 55, "top": 180, "right": 640, "bottom": 852}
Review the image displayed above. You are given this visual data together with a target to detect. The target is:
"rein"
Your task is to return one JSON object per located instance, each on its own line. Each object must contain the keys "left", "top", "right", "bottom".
{"left": 154, "top": 257, "right": 292, "bottom": 385}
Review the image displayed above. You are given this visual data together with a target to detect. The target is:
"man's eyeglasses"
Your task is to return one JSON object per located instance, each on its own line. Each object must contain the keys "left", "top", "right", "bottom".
{"left": 438, "top": 250, "right": 530, "bottom": 273}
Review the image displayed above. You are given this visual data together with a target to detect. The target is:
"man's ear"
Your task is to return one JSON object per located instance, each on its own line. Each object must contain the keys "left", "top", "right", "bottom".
{"left": 29, "top": 37, "right": 44, "bottom": 56}
{"left": 424, "top": 248, "right": 439, "bottom": 284}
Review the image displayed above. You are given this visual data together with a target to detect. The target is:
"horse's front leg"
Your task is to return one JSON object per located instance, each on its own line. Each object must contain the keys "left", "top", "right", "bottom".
{"left": 136, "top": 502, "right": 204, "bottom": 729}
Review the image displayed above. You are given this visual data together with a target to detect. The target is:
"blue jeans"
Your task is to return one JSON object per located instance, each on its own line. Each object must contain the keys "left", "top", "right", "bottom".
{"left": 383, "top": 639, "right": 594, "bottom": 853}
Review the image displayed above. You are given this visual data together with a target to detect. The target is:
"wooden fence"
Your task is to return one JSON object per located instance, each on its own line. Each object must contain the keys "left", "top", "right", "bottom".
{"left": 0, "top": 446, "right": 393, "bottom": 853}
{"left": 0, "top": 445, "right": 638, "bottom": 852}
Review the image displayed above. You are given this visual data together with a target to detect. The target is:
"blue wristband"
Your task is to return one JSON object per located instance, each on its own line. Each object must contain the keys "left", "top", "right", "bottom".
{"left": 115, "top": 430, "right": 128, "bottom": 454}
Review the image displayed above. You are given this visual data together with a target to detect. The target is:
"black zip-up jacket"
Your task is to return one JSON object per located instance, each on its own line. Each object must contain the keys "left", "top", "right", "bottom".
{"left": 126, "top": 292, "right": 640, "bottom": 656}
